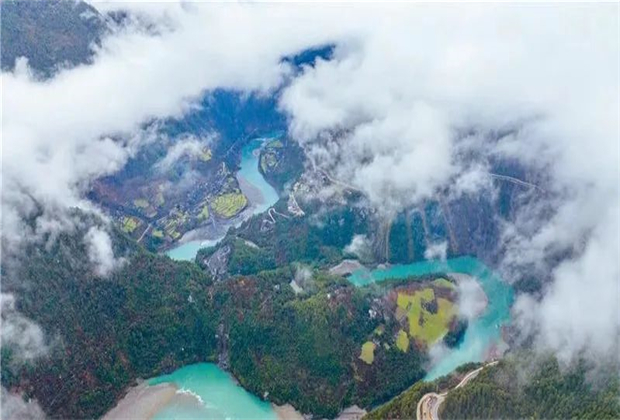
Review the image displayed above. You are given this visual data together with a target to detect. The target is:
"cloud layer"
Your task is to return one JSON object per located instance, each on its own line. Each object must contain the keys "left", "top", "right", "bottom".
{"left": 1, "top": 1, "right": 618, "bottom": 378}
{"left": 278, "top": 4, "right": 619, "bottom": 362}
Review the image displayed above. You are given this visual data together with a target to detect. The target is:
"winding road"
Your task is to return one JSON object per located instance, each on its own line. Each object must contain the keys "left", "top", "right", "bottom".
{"left": 416, "top": 361, "right": 498, "bottom": 420}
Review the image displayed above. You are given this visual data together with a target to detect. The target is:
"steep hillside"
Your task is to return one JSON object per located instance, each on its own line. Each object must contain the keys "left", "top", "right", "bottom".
{"left": 1, "top": 0, "right": 106, "bottom": 77}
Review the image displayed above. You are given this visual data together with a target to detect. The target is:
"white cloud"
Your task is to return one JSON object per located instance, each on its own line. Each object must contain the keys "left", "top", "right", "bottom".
{"left": 344, "top": 234, "right": 372, "bottom": 260}
{"left": 424, "top": 241, "right": 448, "bottom": 261}
{"left": 154, "top": 134, "right": 213, "bottom": 172}
{"left": 278, "top": 4, "right": 619, "bottom": 362}
{"left": 1, "top": 2, "right": 344, "bottom": 249}
{"left": 0, "top": 294, "right": 47, "bottom": 360}
{"left": 2, "top": 1, "right": 618, "bottom": 369}
{"left": 1, "top": 388, "right": 46, "bottom": 420}
{"left": 84, "top": 227, "right": 125, "bottom": 276}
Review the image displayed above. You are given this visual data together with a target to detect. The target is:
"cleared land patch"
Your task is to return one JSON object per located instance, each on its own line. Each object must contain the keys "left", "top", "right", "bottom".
{"left": 121, "top": 216, "right": 140, "bottom": 233}
{"left": 212, "top": 192, "right": 248, "bottom": 218}
{"left": 396, "top": 330, "right": 409, "bottom": 352}
{"left": 397, "top": 287, "right": 457, "bottom": 346}
{"left": 360, "top": 341, "right": 376, "bottom": 364}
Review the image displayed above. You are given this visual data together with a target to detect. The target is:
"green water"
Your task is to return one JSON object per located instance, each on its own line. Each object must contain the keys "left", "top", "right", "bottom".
{"left": 166, "top": 137, "right": 280, "bottom": 261}
{"left": 349, "top": 256, "right": 514, "bottom": 380}
{"left": 149, "top": 363, "right": 276, "bottom": 420}
{"left": 165, "top": 239, "right": 222, "bottom": 262}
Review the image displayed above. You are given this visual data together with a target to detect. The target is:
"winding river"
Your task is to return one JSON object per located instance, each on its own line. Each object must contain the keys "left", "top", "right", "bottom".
{"left": 156, "top": 142, "right": 513, "bottom": 417}
{"left": 152, "top": 137, "right": 282, "bottom": 419}
{"left": 165, "top": 138, "right": 280, "bottom": 261}
{"left": 349, "top": 256, "right": 514, "bottom": 380}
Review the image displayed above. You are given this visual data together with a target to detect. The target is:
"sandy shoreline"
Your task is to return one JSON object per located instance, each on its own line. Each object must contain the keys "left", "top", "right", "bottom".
{"left": 102, "top": 382, "right": 177, "bottom": 420}
{"left": 273, "top": 403, "right": 305, "bottom": 420}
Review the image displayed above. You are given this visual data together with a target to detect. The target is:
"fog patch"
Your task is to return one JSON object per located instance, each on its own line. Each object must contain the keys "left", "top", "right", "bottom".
{"left": 1, "top": 294, "right": 47, "bottom": 360}
{"left": 345, "top": 234, "right": 372, "bottom": 261}
{"left": 453, "top": 274, "right": 488, "bottom": 321}
{"left": 154, "top": 134, "right": 214, "bottom": 172}
{"left": 84, "top": 227, "right": 125, "bottom": 277}
{"left": 424, "top": 241, "right": 448, "bottom": 261}
{"left": 1, "top": 388, "right": 46, "bottom": 420}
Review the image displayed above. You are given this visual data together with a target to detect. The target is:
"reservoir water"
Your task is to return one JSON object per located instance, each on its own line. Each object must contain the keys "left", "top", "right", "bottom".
{"left": 349, "top": 256, "right": 514, "bottom": 380}
{"left": 149, "top": 363, "right": 276, "bottom": 420}
{"left": 166, "top": 138, "right": 280, "bottom": 261}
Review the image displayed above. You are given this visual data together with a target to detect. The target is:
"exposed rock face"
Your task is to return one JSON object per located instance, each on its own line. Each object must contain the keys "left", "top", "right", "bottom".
{"left": 202, "top": 244, "right": 231, "bottom": 280}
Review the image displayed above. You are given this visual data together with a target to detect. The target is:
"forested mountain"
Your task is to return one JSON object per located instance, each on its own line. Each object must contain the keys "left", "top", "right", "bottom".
{"left": 1, "top": 0, "right": 106, "bottom": 77}
{"left": 364, "top": 355, "right": 620, "bottom": 420}
{"left": 1, "top": 212, "right": 218, "bottom": 419}
{"left": 441, "top": 356, "right": 620, "bottom": 420}
{"left": 1, "top": 211, "right": 450, "bottom": 419}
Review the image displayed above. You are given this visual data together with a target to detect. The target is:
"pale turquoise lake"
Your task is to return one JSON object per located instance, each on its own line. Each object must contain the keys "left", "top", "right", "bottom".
{"left": 166, "top": 137, "right": 280, "bottom": 262}
{"left": 149, "top": 363, "right": 276, "bottom": 420}
{"left": 349, "top": 256, "right": 514, "bottom": 380}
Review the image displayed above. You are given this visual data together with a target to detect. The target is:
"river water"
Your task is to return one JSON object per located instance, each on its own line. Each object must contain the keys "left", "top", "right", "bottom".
{"left": 159, "top": 140, "right": 513, "bottom": 416}
{"left": 150, "top": 364, "right": 276, "bottom": 420}
{"left": 165, "top": 138, "right": 280, "bottom": 261}
{"left": 349, "top": 256, "right": 514, "bottom": 380}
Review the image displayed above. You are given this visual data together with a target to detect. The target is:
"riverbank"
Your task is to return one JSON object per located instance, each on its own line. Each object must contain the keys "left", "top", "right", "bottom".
{"left": 102, "top": 382, "right": 177, "bottom": 420}
{"left": 273, "top": 403, "right": 305, "bottom": 420}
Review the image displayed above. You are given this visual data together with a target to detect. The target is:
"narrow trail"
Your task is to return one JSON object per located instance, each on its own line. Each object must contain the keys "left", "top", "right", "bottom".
{"left": 136, "top": 223, "right": 151, "bottom": 243}
{"left": 416, "top": 361, "right": 498, "bottom": 420}
{"left": 489, "top": 173, "right": 545, "bottom": 193}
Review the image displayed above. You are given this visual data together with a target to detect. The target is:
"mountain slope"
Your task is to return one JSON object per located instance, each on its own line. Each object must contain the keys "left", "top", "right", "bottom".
{"left": 1, "top": 0, "right": 105, "bottom": 77}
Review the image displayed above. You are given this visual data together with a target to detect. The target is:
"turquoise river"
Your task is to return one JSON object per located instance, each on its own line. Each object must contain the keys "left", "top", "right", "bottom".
{"left": 165, "top": 137, "right": 280, "bottom": 261}
{"left": 154, "top": 137, "right": 514, "bottom": 418}
{"left": 349, "top": 256, "right": 514, "bottom": 380}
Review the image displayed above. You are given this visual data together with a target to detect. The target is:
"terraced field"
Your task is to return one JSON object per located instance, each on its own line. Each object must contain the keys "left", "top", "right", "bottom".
{"left": 212, "top": 192, "right": 248, "bottom": 218}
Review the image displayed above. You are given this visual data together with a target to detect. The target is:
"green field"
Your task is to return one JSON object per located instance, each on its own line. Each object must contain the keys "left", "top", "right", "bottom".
{"left": 396, "top": 330, "right": 409, "bottom": 352}
{"left": 121, "top": 216, "right": 140, "bottom": 233}
{"left": 199, "top": 205, "right": 210, "bottom": 220}
{"left": 396, "top": 287, "right": 456, "bottom": 346}
{"left": 212, "top": 192, "right": 248, "bottom": 218}
{"left": 360, "top": 341, "right": 376, "bottom": 364}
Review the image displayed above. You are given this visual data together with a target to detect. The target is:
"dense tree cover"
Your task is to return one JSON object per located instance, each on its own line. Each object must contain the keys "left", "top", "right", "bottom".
{"left": 223, "top": 198, "right": 373, "bottom": 271}
{"left": 364, "top": 381, "right": 438, "bottom": 420}
{"left": 1, "top": 0, "right": 105, "bottom": 77}
{"left": 258, "top": 137, "right": 306, "bottom": 192}
{"left": 441, "top": 356, "right": 620, "bottom": 420}
{"left": 365, "top": 354, "right": 620, "bottom": 420}
{"left": 227, "top": 238, "right": 277, "bottom": 275}
{"left": 219, "top": 269, "right": 428, "bottom": 417}
{"left": 1, "top": 215, "right": 218, "bottom": 419}
{"left": 443, "top": 319, "right": 468, "bottom": 348}
{"left": 2, "top": 213, "right": 432, "bottom": 419}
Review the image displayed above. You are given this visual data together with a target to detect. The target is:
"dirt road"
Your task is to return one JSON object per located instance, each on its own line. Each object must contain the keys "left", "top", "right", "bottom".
{"left": 416, "top": 361, "right": 498, "bottom": 420}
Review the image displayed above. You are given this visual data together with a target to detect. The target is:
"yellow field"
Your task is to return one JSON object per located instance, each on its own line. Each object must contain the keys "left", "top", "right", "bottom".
{"left": 396, "top": 330, "right": 409, "bottom": 352}
{"left": 397, "top": 287, "right": 457, "bottom": 347}
{"left": 360, "top": 341, "right": 376, "bottom": 364}
{"left": 121, "top": 216, "right": 140, "bottom": 233}
{"left": 212, "top": 192, "right": 248, "bottom": 218}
